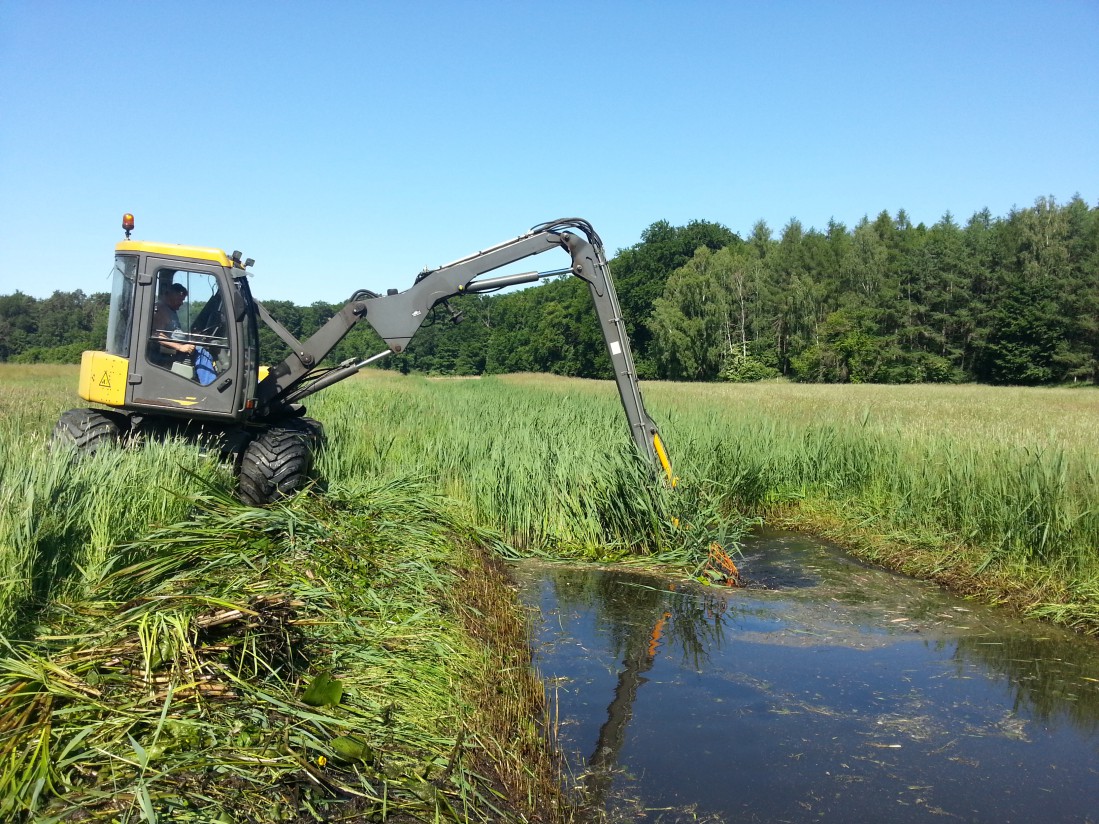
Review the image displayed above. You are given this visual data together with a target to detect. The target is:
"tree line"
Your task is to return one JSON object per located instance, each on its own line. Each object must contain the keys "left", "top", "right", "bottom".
{"left": 3, "top": 195, "right": 1096, "bottom": 385}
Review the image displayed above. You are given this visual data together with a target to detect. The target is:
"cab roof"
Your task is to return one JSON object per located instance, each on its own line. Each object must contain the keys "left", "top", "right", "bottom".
{"left": 116, "top": 240, "right": 232, "bottom": 267}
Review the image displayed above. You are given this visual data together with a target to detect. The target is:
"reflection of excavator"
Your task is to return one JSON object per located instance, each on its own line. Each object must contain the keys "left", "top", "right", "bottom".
{"left": 583, "top": 586, "right": 730, "bottom": 807}
{"left": 54, "top": 215, "right": 673, "bottom": 504}
{"left": 584, "top": 609, "right": 672, "bottom": 803}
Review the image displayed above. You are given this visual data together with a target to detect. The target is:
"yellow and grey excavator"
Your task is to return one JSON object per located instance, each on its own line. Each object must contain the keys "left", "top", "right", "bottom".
{"left": 55, "top": 214, "right": 673, "bottom": 504}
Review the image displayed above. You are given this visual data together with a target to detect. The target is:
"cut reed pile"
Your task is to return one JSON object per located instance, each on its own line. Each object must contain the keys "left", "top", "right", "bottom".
{"left": 0, "top": 480, "right": 574, "bottom": 822}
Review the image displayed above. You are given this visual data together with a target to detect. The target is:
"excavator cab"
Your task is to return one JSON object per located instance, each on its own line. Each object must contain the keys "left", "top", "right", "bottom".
{"left": 80, "top": 240, "right": 260, "bottom": 422}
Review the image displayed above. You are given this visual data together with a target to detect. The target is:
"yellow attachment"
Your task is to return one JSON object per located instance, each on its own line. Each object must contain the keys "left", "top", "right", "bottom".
{"left": 653, "top": 432, "right": 676, "bottom": 486}
{"left": 78, "top": 351, "right": 128, "bottom": 406}
{"left": 116, "top": 240, "right": 232, "bottom": 267}
{"left": 258, "top": 365, "right": 270, "bottom": 382}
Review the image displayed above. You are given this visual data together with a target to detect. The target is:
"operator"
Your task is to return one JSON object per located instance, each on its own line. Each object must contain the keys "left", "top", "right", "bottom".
{"left": 153, "top": 283, "right": 196, "bottom": 359}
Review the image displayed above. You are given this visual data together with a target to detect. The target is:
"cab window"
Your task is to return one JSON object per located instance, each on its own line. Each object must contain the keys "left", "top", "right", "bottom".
{"left": 147, "top": 269, "right": 232, "bottom": 385}
{"left": 106, "top": 255, "right": 138, "bottom": 357}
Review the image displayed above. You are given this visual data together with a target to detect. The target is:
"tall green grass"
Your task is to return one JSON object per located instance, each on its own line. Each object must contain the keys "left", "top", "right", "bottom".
{"left": 0, "top": 371, "right": 230, "bottom": 635}
{"left": 308, "top": 374, "right": 1099, "bottom": 627}
{"left": 653, "top": 380, "right": 1099, "bottom": 583}
{"left": 2, "top": 364, "right": 1099, "bottom": 819}
{"left": 4, "top": 366, "right": 1099, "bottom": 629}
{"left": 308, "top": 373, "right": 1099, "bottom": 572}
{"left": 672, "top": 412, "right": 1099, "bottom": 571}
{"left": 0, "top": 367, "right": 740, "bottom": 637}
{"left": 312, "top": 373, "right": 742, "bottom": 564}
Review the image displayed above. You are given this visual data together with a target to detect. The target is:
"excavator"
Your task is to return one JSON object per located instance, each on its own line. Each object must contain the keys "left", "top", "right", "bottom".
{"left": 53, "top": 215, "right": 673, "bottom": 505}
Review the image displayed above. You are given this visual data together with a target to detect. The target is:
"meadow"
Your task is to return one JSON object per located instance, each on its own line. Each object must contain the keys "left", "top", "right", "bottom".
{"left": 1, "top": 364, "right": 1098, "bottom": 820}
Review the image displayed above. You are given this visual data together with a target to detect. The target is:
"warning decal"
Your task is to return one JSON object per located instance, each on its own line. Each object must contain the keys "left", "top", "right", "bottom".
{"left": 99, "top": 373, "right": 111, "bottom": 388}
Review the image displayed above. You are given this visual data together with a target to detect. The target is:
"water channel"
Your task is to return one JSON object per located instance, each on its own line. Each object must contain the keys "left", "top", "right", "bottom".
{"left": 513, "top": 530, "right": 1099, "bottom": 823}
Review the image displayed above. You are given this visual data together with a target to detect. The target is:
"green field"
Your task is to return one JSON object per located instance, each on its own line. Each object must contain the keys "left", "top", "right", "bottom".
{"left": 1, "top": 365, "right": 1098, "bottom": 820}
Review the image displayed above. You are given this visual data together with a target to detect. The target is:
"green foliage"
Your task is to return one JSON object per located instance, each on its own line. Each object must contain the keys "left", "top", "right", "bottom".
{"left": 650, "top": 247, "right": 731, "bottom": 380}
{"left": 719, "top": 352, "right": 778, "bottom": 382}
{"left": 650, "top": 243, "right": 770, "bottom": 382}
{"left": 306, "top": 371, "right": 1099, "bottom": 631}
{"left": 791, "top": 308, "right": 894, "bottom": 383}
{"left": 0, "top": 291, "right": 107, "bottom": 362}
{"left": 609, "top": 219, "right": 741, "bottom": 367}
{"left": 9, "top": 343, "right": 87, "bottom": 364}
{"left": 978, "top": 274, "right": 1065, "bottom": 384}
{"left": 0, "top": 365, "right": 581, "bottom": 820}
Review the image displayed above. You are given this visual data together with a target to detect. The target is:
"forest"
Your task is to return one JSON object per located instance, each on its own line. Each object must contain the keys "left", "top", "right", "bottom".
{"left": 3, "top": 195, "right": 1096, "bottom": 385}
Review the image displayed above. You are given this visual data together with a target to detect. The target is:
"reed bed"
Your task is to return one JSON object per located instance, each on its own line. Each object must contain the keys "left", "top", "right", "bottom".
{"left": 311, "top": 373, "right": 744, "bottom": 567}
{"left": 309, "top": 373, "right": 1099, "bottom": 628}
{"left": 645, "top": 381, "right": 1099, "bottom": 586}
{"left": 3, "top": 364, "right": 1097, "bottom": 625}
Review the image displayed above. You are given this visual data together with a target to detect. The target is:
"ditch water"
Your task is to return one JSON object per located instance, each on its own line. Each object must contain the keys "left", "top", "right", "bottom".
{"left": 513, "top": 530, "right": 1099, "bottom": 823}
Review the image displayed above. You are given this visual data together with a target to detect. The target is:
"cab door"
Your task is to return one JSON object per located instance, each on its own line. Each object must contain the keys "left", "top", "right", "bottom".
{"left": 126, "top": 256, "right": 244, "bottom": 420}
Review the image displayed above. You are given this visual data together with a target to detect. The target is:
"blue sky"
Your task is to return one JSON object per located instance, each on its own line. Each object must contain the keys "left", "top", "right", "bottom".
{"left": 1, "top": 1, "right": 1096, "bottom": 304}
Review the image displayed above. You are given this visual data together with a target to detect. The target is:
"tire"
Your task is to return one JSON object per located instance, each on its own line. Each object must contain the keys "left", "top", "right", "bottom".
{"left": 293, "top": 417, "right": 326, "bottom": 453}
{"left": 236, "top": 420, "right": 319, "bottom": 506}
{"left": 52, "top": 408, "right": 124, "bottom": 455}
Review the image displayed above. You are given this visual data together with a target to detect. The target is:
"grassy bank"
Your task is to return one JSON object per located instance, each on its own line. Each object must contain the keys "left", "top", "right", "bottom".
{"left": 0, "top": 478, "right": 574, "bottom": 821}
{"left": 0, "top": 367, "right": 584, "bottom": 821}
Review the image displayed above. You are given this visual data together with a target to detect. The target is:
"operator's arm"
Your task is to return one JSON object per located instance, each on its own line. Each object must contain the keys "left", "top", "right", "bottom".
{"left": 152, "top": 304, "right": 196, "bottom": 357}
{"left": 159, "top": 337, "right": 196, "bottom": 357}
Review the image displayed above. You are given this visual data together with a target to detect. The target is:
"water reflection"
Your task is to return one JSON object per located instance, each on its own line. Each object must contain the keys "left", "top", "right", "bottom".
{"left": 954, "top": 633, "right": 1099, "bottom": 733}
{"left": 579, "top": 578, "right": 732, "bottom": 805}
{"left": 516, "top": 531, "right": 1099, "bottom": 822}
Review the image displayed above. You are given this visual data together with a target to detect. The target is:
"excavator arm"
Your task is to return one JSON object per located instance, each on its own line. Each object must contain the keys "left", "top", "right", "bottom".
{"left": 256, "top": 219, "right": 672, "bottom": 479}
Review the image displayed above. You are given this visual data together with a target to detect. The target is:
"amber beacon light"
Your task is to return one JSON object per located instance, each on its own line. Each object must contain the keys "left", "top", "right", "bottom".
{"left": 122, "top": 213, "right": 135, "bottom": 239}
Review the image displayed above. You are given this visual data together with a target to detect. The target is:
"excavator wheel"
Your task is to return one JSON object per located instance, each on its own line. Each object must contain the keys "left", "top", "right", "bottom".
{"left": 236, "top": 418, "right": 325, "bottom": 506}
{"left": 290, "top": 416, "right": 326, "bottom": 455}
{"left": 52, "top": 408, "right": 127, "bottom": 455}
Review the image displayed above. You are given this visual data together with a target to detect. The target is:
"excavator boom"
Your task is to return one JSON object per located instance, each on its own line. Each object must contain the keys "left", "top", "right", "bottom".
{"left": 258, "top": 219, "right": 672, "bottom": 478}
